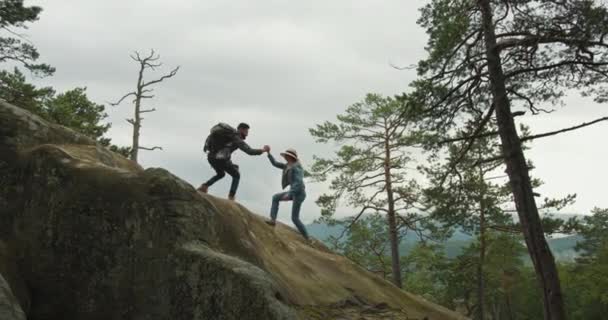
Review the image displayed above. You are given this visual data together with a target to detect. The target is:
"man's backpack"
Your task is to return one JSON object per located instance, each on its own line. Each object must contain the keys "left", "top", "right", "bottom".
{"left": 204, "top": 123, "right": 237, "bottom": 153}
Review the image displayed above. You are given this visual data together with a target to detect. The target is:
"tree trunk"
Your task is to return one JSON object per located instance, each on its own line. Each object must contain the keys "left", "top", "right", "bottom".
{"left": 131, "top": 96, "right": 140, "bottom": 163}
{"left": 130, "top": 65, "right": 145, "bottom": 163}
{"left": 505, "top": 291, "right": 515, "bottom": 320}
{"left": 492, "top": 303, "right": 500, "bottom": 320}
{"left": 477, "top": 223, "right": 486, "bottom": 320}
{"left": 384, "top": 125, "right": 402, "bottom": 288}
{"left": 477, "top": 1, "right": 566, "bottom": 319}
{"left": 477, "top": 177, "right": 486, "bottom": 320}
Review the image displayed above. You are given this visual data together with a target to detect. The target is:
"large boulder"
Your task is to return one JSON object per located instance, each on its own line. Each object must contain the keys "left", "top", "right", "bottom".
{"left": 0, "top": 239, "right": 27, "bottom": 320}
{"left": 0, "top": 272, "right": 25, "bottom": 320}
{"left": 0, "top": 100, "right": 467, "bottom": 320}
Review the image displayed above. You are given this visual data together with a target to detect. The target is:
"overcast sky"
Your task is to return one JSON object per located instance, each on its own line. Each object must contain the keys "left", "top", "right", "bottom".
{"left": 21, "top": 0, "right": 608, "bottom": 223}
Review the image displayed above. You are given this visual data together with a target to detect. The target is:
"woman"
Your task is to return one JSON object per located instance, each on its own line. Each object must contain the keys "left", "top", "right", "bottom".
{"left": 264, "top": 148, "right": 309, "bottom": 240}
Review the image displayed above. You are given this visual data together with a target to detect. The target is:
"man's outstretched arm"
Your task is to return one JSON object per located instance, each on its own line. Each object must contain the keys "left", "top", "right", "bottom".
{"left": 236, "top": 140, "right": 265, "bottom": 155}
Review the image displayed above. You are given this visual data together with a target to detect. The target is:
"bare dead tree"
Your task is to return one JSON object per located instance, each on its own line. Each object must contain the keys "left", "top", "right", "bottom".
{"left": 111, "top": 49, "right": 179, "bottom": 163}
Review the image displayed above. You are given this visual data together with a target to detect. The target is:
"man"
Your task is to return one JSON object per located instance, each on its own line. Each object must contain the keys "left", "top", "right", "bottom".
{"left": 198, "top": 122, "right": 269, "bottom": 200}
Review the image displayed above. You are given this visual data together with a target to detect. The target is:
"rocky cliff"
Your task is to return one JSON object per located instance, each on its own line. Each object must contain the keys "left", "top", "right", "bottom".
{"left": 0, "top": 100, "right": 467, "bottom": 320}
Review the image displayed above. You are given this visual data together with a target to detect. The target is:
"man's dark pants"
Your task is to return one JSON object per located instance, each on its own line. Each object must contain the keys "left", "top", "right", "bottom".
{"left": 204, "top": 157, "right": 240, "bottom": 197}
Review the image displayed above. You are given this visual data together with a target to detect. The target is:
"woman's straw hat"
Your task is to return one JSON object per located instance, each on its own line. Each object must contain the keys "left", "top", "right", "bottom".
{"left": 280, "top": 148, "right": 298, "bottom": 161}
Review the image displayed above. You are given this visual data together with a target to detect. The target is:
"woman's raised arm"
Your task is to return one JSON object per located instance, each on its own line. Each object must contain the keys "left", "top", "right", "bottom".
{"left": 268, "top": 153, "right": 287, "bottom": 169}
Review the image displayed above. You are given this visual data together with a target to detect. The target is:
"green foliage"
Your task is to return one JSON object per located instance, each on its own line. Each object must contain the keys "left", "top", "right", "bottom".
{"left": 328, "top": 213, "right": 608, "bottom": 319}
{"left": 0, "top": 0, "right": 40, "bottom": 28}
{"left": 561, "top": 244, "right": 608, "bottom": 319}
{"left": 0, "top": 2, "right": 125, "bottom": 151}
{"left": 504, "top": 266, "right": 544, "bottom": 320}
{"left": 393, "top": 231, "right": 532, "bottom": 318}
{"left": 423, "top": 129, "right": 513, "bottom": 234}
{"left": 402, "top": 243, "right": 450, "bottom": 303}
{"left": 422, "top": 124, "right": 574, "bottom": 319}
{"left": 447, "top": 233, "right": 527, "bottom": 317}
{"left": 330, "top": 213, "right": 392, "bottom": 279}
{"left": 575, "top": 207, "right": 608, "bottom": 262}
{"left": 415, "top": 0, "right": 608, "bottom": 114}
{"left": 414, "top": 2, "right": 595, "bottom": 314}
{"left": 0, "top": 68, "right": 129, "bottom": 156}
{"left": 0, "top": 72, "right": 110, "bottom": 141}
{"left": 0, "top": 2, "right": 130, "bottom": 156}
{"left": 107, "top": 144, "right": 132, "bottom": 158}
{"left": 309, "top": 93, "right": 422, "bottom": 225}
{"left": 0, "top": 0, "right": 54, "bottom": 76}
{"left": 0, "top": 67, "right": 53, "bottom": 113}
{"left": 555, "top": 208, "right": 608, "bottom": 319}
{"left": 311, "top": 93, "right": 432, "bottom": 288}
{"left": 45, "top": 87, "right": 110, "bottom": 140}
{"left": 417, "top": 0, "right": 472, "bottom": 73}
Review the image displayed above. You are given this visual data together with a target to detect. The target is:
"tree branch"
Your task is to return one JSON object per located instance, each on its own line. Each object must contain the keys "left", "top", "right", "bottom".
{"left": 472, "top": 155, "right": 505, "bottom": 167}
{"left": 110, "top": 92, "right": 137, "bottom": 106}
{"left": 1, "top": 26, "right": 31, "bottom": 43}
{"left": 439, "top": 130, "right": 499, "bottom": 145}
{"left": 439, "top": 103, "right": 496, "bottom": 185}
{"left": 495, "top": 35, "right": 608, "bottom": 52}
{"left": 335, "top": 206, "right": 374, "bottom": 241}
{"left": 505, "top": 60, "right": 608, "bottom": 79}
{"left": 521, "top": 116, "right": 608, "bottom": 142}
{"left": 488, "top": 225, "right": 521, "bottom": 234}
{"left": 138, "top": 146, "right": 163, "bottom": 151}
{"left": 142, "top": 66, "right": 180, "bottom": 87}
{"left": 351, "top": 179, "right": 385, "bottom": 191}
{"left": 436, "top": 110, "right": 524, "bottom": 145}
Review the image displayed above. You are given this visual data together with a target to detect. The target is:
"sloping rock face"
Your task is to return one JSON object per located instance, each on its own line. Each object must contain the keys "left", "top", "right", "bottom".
{"left": 0, "top": 273, "right": 25, "bottom": 320}
{"left": 0, "top": 100, "right": 467, "bottom": 320}
{"left": 0, "top": 240, "right": 28, "bottom": 320}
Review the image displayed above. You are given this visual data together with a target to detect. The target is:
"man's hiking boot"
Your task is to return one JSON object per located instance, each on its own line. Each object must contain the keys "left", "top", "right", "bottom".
{"left": 228, "top": 194, "right": 236, "bottom": 201}
{"left": 265, "top": 219, "right": 276, "bottom": 226}
{"left": 197, "top": 184, "right": 208, "bottom": 194}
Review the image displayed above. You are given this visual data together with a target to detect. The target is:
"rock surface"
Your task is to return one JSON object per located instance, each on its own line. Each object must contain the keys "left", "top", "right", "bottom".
{"left": 0, "top": 100, "right": 467, "bottom": 320}
{"left": 0, "top": 272, "right": 25, "bottom": 320}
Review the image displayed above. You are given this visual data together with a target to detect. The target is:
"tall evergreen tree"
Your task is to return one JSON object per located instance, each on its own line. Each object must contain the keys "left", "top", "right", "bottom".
{"left": 0, "top": 0, "right": 54, "bottom": 76}
{"left": 414, "top": 1, "right": 608, "bottom": 318}
{"left": 423, "top": 122, "right": 574, "bottom": 319}
{"left": 310, "top": 93, "right": 425, "bottom": 288}
{"left": 424, "top": 129, "right": 510, "bottom": 320}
